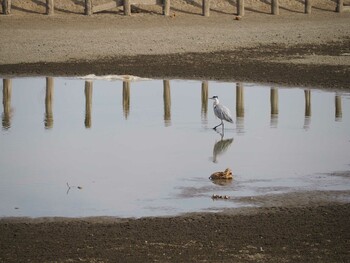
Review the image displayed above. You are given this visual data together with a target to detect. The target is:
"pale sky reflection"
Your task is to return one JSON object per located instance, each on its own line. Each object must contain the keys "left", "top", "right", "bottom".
{"left": 1, "top": 77, "right": 349, "bottom": 218}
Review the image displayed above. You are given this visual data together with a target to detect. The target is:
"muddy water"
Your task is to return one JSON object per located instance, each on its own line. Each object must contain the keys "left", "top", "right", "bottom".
{"left": 1, "top": 77, "right": 350, "bottom": 218}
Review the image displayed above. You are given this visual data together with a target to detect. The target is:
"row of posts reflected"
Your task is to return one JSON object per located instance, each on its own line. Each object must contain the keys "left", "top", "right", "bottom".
{"left": 2, "top": 78, "right": 344, "bottom": 130}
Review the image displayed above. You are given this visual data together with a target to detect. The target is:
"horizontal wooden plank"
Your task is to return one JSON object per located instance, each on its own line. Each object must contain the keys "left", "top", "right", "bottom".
{"left": 131, "top": 0, "right": 163, "bottom": 5}
{"left": 92, "top": 1, "right": 122, "bottom": 13}
{"left": 92, "top": 0, "right": 163, "bottom": 13}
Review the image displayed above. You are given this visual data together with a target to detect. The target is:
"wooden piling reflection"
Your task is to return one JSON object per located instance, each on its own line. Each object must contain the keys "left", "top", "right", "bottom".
{"left": 123, "top": 81, "right": 130, "bottom": 120}
{"left": 304, "top": 90, "right": 311, "bottom": 130}
{"left": 236, "top": 83, "right": 244, "bottom": 118}
{"left": 304, "top": 90, "right": 311, "bottom": 117}
{"left": 2, "top": 79, "right": 12, "bottom": 130}
{"left": 270, "top": 87, "right": 278, "bottom": 128}
{"left": 85, "top": 81, "right": 93, "bottom": 128}
{"left": 236, "top": 83, "right": 244, "bottom": 133}
{"left": 45, "top": 77, "right": 54, "bottom": 129}
{"left": 201, "top": 81, "right": 208, "bottom": 124}
{"left": 335, "top": 95, "right": 342, "bottom": 121}
{"left": 163, "top": 80, "right": 171, "bottom": 126}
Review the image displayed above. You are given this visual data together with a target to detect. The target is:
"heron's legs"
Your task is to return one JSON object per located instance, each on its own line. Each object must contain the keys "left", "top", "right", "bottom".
{"left": 213, "top": 120, "right": 224, "bottom": 130}
{"left": 213, "top": 123, "right": 221, "bottom": 130}
{"left": 214, "top": 125, "right": 225, "bottom": 138}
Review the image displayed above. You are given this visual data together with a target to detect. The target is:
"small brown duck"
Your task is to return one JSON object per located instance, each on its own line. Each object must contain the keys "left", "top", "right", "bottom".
{"left": 209, "top": 168, "right": 233, "bottom": 180}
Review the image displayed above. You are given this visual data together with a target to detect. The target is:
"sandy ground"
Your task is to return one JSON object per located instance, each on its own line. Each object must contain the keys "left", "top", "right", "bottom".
{"left": 1, "top": 1, "right": 350, "bottom": 262}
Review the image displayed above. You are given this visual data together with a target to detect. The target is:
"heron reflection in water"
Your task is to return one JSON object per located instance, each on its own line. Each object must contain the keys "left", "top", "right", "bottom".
{"left": 210, "top": 132, "right": 234, "bottom": 186}
{"left": 212, "top": 131, "right": 234, "bottom": 164}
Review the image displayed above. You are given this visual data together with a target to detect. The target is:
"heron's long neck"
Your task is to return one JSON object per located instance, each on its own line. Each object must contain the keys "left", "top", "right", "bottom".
{"left": 213, "top": 99, "right": 219, "bottom": 107}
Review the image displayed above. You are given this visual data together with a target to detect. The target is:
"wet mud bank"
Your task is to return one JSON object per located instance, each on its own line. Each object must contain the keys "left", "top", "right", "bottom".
{"left": 1, "top": 203, "right": 349, "bottom": 262}
{"left": 1, "top": 40, "right": 350, "bottom": 89}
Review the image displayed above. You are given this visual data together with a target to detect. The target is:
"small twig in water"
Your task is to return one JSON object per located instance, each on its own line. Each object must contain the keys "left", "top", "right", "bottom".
{"left": 211, "top": 194, "right": 230, "bottom": 200}
{"left": 66, "top": 182, "right": 82, "bottom": 194}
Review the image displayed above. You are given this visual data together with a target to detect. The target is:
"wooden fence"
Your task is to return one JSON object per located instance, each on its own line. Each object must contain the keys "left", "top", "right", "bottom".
{"left": 1, "top": 0, "right": 349, "bottom": 16}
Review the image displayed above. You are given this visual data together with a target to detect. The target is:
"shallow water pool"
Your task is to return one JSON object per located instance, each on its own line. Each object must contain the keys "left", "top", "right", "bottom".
{"left": 1, "top": 77, "right": 350, "bottom": 218}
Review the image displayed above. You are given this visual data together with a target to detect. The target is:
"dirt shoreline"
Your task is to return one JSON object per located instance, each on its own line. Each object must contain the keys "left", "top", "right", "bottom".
{"left": 1, "top": 201, "right": 349, "bottom": 262}
{"left": 1, "top": 190, "right": 349, "bottom": 262}
{"left": 1, "top": 44, "right": 349, "bottom": 89}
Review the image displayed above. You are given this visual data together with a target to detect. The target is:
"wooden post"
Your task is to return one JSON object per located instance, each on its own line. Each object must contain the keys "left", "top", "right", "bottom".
{"left": 335, "top": 95, "right": 342, "bottom": 121}
{"left": 201, "top": 81, "right": 208, "bottom": 123}
{"left": 237, "top": 0, "right": 244, "bottom": 16}
{"left": 163, "top": 0, "right": 170, "bottom": 16}
{"left": 46, "top": 0, "right": 54, "bottom": 15}
{"left": 122, "top": 81, "right": 130, "bottom": 119}
{"left": 2, "top": 79, "right": 12, "bottom": 130}
{"left": 202, "top": 0, "right": 210, "bottom": 17}
{"left": 163, "top": 80, "right": 171, "bottom": 126}
{"left": 336, "top": 0, "right": 343, "bottom": 12}
{"left": 85, "top": 0, "right": 92, "bottom": 15}
{"left": 2, "top": 0, "right": 11, "bottom": 15}
{"left": 85, "top": 81, "right": 93, "bottom": 128}
{"left": 124, "top": 0, "right": 131, "bottom": 16}
{"left": 271, "top": 0, "right": 279, "bottom": 15}
{"left": 45, "top": 77, "right": 54, "bottom": 129}
{"left": 305, "top": 0, "right": 312, "bottom": 14}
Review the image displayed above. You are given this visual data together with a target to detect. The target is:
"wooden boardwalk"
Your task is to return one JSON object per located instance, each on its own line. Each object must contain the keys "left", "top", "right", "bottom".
{"left": 2, "top": 0, "right": 349, "bottom": 16}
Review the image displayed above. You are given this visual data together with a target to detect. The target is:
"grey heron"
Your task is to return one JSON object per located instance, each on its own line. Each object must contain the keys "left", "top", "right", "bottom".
{"left": 209, "top": 96, "right": 233, "bottom": 130}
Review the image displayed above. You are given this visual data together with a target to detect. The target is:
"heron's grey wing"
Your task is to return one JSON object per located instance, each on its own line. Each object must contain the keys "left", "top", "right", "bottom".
{"left": 214, "top": 104, "right": 233, "bottom": 123}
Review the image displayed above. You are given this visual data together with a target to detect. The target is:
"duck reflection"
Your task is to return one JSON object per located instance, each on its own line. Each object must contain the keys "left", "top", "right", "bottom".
{"left": 123, "top": 80, "right": 130, "bottom": 120}
{"left": 212, "top": 131, "right": 234, "bottom": 163}
{"left": 163, "top": 80, "right": 171, "bottom": 126}
{"left": 85, "top": 81, "right": 93, "bottom": 128}
{"left": 2, "top": 79, "right": 12, "bottom": 130}
{"left": 201, "top": 81, "right": 208, "bottom": 125}
{"left": 210, "top": 178, "right": 233, "bottom": 186}
{"left": 44, "top": 77, "right": 54, "bottom": 129}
